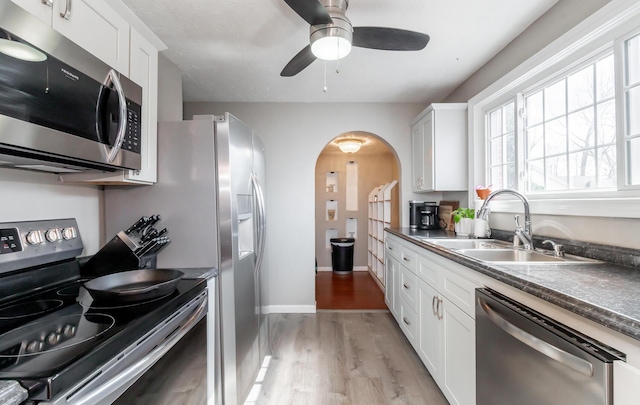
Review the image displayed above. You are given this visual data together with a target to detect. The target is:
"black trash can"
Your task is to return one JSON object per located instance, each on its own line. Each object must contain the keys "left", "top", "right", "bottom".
{"left": 330, "top": 238, "right": 355, "bottom": 273}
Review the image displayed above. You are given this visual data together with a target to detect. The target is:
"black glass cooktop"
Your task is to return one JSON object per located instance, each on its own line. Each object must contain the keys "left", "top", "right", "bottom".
{"left": 0, "top": 269, "right": 205, "bottom": 399}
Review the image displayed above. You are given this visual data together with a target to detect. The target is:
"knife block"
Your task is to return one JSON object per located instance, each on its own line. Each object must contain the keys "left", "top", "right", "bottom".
{"left": 81, "top": 232, "right": 157, "bottom": 277}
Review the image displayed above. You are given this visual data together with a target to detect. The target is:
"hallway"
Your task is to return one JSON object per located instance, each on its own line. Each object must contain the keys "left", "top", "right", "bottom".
{"left": 315, "top": 271, "right": 387, "bottom": 310}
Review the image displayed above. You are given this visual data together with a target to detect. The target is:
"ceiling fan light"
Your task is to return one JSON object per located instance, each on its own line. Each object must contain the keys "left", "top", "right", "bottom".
{"left": 0, "top": 38, "right": 47, "bottom": 62}
{"left": 311, "top": 35, "right": 352, "bottom": 61}
{"left": 338, "top": 139, "right": 362, "bottom": 153}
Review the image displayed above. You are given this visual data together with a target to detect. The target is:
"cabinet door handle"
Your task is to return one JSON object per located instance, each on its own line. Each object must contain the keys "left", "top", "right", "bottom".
{"left": 403, "top": 257, "right": 411, "bottom": 262}
{"left": 41, "top": 0, "right": 53, "bottom": 6}
{"left": 432, "top": 295, "right": 437, "bottom": 316}
{"left": 388, "top": 245, "right": 393, "bottom": 251}
{"left": 403, "top": 283, "right": 410, "bottom": 290}
{"left": 437, "top": 298, "right": 443, "bottom": 320}
{"left": 403, "top": 317, "right": 410, "bottom": 326}
{"left": 60, "top": 0, "right": 72, "bottom": 19}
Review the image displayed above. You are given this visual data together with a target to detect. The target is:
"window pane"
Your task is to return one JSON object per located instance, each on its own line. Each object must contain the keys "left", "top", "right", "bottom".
{"left": 626, "top": 34, "right": 640, "bottom": 86}
{"left": 505, "top": 102, "right": 515, "bottom": 132}
{"left": 491, "top": 166, "right": 505, "bottom": 189}
{"left": 545, "top": 117, "right": 567, "bottom": 156}
{"left": 527, "top": 160, "right": 544, "bottom": 191}
{"left": 569, "top": 151, "right": 596, "bottom": 189}
{"left": 597, "top": 99, "right": 616, "bottom": 145}
{"left": 627, "top": 85, "right": 640, "bottom": 136}
{"left": 544, "top": 79, "right": 566, "bottom": 120}
{"left": 505, "top": 132, "right": 516, "bottom": 163}
{"left": 506, "top": 163, "right": 517, "bottom": 189}
{"left": 489, "top": 109, "right": 502, "bottom": 138}
{"left": 597, "top": 146, "right": 617, "bottom": 187}
{"left": 526, "top": 91, "right": 543, "bottom": 126}
{"left": 568, "top": 108, "right": 595, "bottom": 152}
{"left": 568, "top": 65, "right": 594, "bottom": 111}
{"left": 546, "top": 155, "right": 568, "bottom": 190}
{"left": 628, "top": 137, "right": 640, "bottom": 185}
{"left": 527, "top": 125, "right": 544, "bottom": 159}
{"left": 490, "top": 138, "right": 503, "bottom": 165}
{"left": 596, "top": 54, "right": 615, "bottom": 101}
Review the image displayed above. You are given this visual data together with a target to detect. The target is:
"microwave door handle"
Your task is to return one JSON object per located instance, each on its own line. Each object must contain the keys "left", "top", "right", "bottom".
{"left": 103, "top": 69, "right": 128, "bottom": 163}
{"left": 478, "top": 297, "right": 594, "bottom": 377}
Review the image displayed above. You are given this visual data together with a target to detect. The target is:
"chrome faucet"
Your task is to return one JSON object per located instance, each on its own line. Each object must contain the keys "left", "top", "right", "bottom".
{"left": 477, "top": 189, "right": 534, "bottom": 250}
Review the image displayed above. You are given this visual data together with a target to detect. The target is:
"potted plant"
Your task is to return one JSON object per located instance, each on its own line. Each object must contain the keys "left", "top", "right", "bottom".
{"left": 451, "top": 207, "right": 475, "bottom": 236}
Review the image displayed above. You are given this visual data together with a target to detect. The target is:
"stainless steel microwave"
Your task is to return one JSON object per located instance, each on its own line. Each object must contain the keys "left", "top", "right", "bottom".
{"left": 0, "top": 2, "right": 142, "bottom": 173}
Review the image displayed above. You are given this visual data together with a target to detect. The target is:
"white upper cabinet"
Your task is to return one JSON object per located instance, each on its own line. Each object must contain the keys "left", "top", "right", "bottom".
{"left": 11, "top": 0, "right": 130, "bottom": 74}
{"left": 410, "top": 103, "right": 468, "bottom": 192}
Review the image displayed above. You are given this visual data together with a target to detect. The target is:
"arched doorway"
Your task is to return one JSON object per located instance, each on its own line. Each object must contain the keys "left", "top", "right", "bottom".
{"left": 314, "top": 131, "right": 400, "bottom": 310}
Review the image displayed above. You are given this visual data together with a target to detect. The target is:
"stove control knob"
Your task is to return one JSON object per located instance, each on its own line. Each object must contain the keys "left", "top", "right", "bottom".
{"left": 62, "top": 324, "right": 76, "bottom": 338}
{"left": 45, "top": 229, "right": 61, "bottom": 243}
{"left": 27, "top": 340, "right": 44, "bottom": 353}
{"left": 61, "top": 227, "right": 77, "bottom": 240}
{"left": 47, "top": 333, "right": 61, "bottom": 345}
{"left": 26, "top": 230, "right": 45, "bottom": 245}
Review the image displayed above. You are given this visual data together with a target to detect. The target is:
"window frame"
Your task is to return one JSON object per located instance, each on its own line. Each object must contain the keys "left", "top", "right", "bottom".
{"left": 467, "top": 0, "right": 640, "bottom": 218}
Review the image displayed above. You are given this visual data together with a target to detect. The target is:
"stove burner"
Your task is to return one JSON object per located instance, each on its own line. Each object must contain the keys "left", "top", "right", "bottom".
{"left": 0, "top": 313, "right": 115, "bottom": 358}
{"left": 0, "top": 300, "right": 64, "bottom": 320}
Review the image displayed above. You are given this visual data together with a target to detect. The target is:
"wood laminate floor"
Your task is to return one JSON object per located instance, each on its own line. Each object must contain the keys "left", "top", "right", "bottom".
{"left": 253, "top": 313, "right": 448, "bottom": 405}
{"left": 316, "top": 271, "right": 388, "bottom": 310}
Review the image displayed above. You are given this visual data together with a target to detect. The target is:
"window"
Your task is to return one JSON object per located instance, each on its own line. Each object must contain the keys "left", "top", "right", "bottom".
{"left": 624, "top": 33, "right": 640, "bottom": 185}
{"left": 470, "top": 2, "right": 640, "bottom": 218}
{"left": 487, "top": 101, "right": 517, "bottom": 190}
{"left": 487, "top": 53, "right": 617, "bottom": 193}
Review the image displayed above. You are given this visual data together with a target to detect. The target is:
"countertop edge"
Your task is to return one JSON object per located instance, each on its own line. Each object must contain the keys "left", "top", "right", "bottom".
{"left": 386, "top": 228, "right": 640, "bottom": 341}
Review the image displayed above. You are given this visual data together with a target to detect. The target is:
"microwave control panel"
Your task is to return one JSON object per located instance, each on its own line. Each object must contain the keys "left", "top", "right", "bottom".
{"left": 122, "top": 101, "right": 142, "bottom": 154}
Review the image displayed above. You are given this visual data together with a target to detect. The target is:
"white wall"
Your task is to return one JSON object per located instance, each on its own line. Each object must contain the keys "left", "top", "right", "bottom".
{"left": 0, "top": 169, "right": 103, "bottom": 254}
{"left": 184, "top": 102, "right": 424, "bottom": 310}
{"left": 445, "top": 0, "right": 612, "bottom": 102}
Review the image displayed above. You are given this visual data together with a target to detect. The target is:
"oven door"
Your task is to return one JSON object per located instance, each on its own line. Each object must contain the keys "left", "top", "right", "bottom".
{"left": 41, "top": 291, "right": 207, "bottom": 405}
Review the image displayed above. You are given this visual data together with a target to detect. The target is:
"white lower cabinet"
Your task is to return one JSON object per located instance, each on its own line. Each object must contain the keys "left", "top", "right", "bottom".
{"left": 614, "top": 361, "right": 640, "bottom": 405}
{"left": 385, "top": 255, "right": 400, "bottom": 319}
{"left": 440, "top": 297, "right": 475, "bottom": 405}
{"left": 387, "top": 233, "right": 477, "bottom": 405}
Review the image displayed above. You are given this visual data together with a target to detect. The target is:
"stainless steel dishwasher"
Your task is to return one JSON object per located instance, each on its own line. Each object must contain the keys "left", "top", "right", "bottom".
{"left": 476, "top": 288, "right": 624, "bottom": 405}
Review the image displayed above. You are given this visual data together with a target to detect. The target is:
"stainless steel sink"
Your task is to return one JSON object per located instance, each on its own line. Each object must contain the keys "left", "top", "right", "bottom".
{"left": 456, "top": 249, "right": 601, "bottom": 264}
{"left": 426, "top": 239, "right": 511, "bottom": 250}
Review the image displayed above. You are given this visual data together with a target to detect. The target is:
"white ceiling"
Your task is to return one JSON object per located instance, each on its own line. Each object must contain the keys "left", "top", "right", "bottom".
{"left": 122, "top": 0, "right": 558, "bottom": 103}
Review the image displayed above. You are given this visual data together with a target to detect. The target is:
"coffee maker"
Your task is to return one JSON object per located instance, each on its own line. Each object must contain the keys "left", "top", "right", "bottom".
{"left": 409, "top": 201, "right": 439, "bottom": 230}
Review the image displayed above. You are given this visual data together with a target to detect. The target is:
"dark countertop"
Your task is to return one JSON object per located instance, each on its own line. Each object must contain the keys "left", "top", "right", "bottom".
{"left": 176, "top": 267, "right": 218, "bottom": 280}
{"left": 387, "top": 228, "right": 640, "bottom": 342}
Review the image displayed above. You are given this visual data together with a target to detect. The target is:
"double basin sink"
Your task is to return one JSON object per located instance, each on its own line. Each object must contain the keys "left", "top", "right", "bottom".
{"left": 415, "top": 238, "right": 600, "bottom": 265}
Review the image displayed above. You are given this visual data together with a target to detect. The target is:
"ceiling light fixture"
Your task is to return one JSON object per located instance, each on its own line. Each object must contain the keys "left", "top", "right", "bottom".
{"left": 0, "top": 30, "right": 47, "bottom": 62}
{"left": 309, "top": 2, "right": 353, "bottom": 61}
{"left": 338, "top": 139, "right": 362, "bottom": 153}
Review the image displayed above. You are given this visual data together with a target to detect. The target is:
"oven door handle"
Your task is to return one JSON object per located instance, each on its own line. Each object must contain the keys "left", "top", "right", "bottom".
{"left": 478, "top": 297, "right": 594, "bottom": 377}
{"left": 69, "top": 297, "right": 207, "bottom": 405}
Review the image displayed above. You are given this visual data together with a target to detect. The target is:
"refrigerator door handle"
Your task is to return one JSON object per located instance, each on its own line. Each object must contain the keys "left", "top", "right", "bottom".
{"left": 251, "top": 172, "right": 266, "bottom": 274}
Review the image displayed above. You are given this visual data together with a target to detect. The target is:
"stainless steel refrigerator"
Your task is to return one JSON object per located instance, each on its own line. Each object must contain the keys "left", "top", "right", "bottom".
{"left": 104, "top": 113, "right": 267, "bottom": 405}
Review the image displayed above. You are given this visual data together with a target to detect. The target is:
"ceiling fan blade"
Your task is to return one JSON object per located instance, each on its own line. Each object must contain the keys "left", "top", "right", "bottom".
{"left": 283, "top": 0, "right": 333, "bottom": 26}
{"left": 352, "top": 27, "right": 430, "bottom": 51}
{"left": 281, "top": 45, "right": 317, "bottom": 77}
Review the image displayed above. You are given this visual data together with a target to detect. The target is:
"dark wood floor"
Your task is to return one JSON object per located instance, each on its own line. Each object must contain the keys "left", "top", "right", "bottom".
{"left": 316, "top": 271, "right": 388, "bottom": 310}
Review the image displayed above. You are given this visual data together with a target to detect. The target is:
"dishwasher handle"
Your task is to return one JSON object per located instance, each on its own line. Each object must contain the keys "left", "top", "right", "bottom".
{"left": 478, "top": 297, "right": 594, "bottom": 377}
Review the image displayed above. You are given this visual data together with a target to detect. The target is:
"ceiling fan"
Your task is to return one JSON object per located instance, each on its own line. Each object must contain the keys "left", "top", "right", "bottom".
{"left": 280, "top": 0, "right": 430, "bottom": 77}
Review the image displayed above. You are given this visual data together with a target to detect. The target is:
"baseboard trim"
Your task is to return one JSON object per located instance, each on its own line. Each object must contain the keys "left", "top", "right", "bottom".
{"left": 317, "top": 266, "right": 368, "bottom": 272}
{"left": 265, "top": 305, "right": 317, "bottom": 314}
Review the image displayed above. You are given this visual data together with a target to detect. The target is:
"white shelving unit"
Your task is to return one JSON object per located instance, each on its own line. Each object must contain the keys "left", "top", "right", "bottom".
{"left": 367, "top": 180, "right": 398, "bottom": 290}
